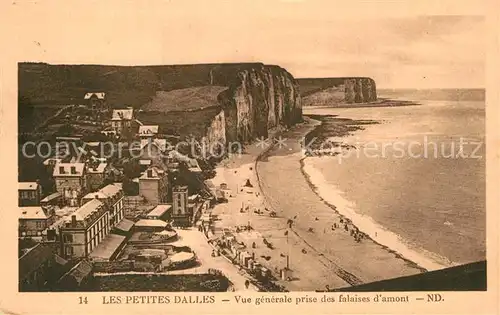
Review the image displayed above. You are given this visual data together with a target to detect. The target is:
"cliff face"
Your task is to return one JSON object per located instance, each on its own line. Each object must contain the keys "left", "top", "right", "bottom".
{"left": 344, "top": 78, "right": 377, "bottom": 103}
{"left": 219, "top": 65, "right": 302, "bottom": 143}
{"left": 297, "top": 77, "right": 377, "bottom": 105}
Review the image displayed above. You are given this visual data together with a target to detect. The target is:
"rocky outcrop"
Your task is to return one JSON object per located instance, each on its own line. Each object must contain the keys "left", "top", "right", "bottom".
{"left": 219, "top": 65, "right": 302, "bottom": 143}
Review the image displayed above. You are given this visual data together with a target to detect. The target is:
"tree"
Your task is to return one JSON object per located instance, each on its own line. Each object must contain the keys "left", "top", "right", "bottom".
{"left": 122, "top": 159, "right": 142, "bottom": 179}
{"left": 122, "top": 176, "right": 138, "bottom": 196}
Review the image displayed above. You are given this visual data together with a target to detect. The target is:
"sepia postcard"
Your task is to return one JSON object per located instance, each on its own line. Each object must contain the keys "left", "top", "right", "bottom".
{"left": 0, "top": 0, "right": 498, "bottom": 314}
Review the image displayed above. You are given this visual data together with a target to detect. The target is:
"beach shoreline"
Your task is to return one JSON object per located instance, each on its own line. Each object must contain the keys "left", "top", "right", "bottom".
{"left": 300, "top": 157, "right": 455, "bottom": 271}
{"left": 299, "top": 113, "right": 461, "bottom": 271}
{"left": 209, "top": 114, "right": 432, "bottom": 291}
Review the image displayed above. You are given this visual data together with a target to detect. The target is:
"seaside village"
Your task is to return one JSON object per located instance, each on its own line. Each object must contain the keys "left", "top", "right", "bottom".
{"left": 18, "top": 92, "right": 291, "bottom": 292}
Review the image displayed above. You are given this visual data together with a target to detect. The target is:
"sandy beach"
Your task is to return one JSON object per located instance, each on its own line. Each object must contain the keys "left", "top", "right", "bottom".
{"left": 210, "top": 117, "right": 425, "bottom": 291}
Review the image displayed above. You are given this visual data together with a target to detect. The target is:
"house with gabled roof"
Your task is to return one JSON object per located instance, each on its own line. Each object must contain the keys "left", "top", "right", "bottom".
{"left": 84, "top": 92, "right": 106, "bottom": 109}
{"left": 138, "top": 125, "right": 159, "bottom": 138}
{"left": 19, "top": 206, "right": 55, "bottom": 238}
{"left": 109, "top": 107, "right": 134, "bottom": 135}
{"left": 18, "top": 181, "right": 42, "bottom": 206}
{"left": 19, "top": 243, "right": 69, "bottom": 292}
{"left": 56, "top": 259, "right": 93, "bottom": 291}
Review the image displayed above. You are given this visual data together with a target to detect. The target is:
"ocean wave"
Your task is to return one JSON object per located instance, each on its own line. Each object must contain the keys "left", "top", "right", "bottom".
{"left": 301, "top": 157, "right": 456, "bottom": 271}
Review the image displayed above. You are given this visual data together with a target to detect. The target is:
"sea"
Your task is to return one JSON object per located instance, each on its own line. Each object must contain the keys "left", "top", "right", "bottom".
{"left": 303, "top": 89, "right": 486, "bottom": 270}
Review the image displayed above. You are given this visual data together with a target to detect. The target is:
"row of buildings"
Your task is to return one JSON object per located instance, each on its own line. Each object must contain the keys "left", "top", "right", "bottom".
{"left": 19, "top": 92, "right": 216, "bottom": 292}
{"left": 19, "top": 179, "right": 196, "bottom": 255}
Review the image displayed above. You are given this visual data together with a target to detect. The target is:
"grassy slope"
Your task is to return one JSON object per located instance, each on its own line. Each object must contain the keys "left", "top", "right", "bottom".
{"left": 137, "top": 107, "right": 222, "bottom": 139}
{"left": 18, "top": 62, "right": 267, "bottom": 133}
{"left": 19, "top": 63, "right": 299, "bottom": 137}
{"left": 142, "top": 86, "right": 228, "bottom": 112}
{"left": 18, "top": 62, "right": 265, "bottom": 108}
{"left": 296, "top": 78, "right": 346, "bottom": 96}
{"left": 301, "top": 86, "right": 345, "bottom": 106}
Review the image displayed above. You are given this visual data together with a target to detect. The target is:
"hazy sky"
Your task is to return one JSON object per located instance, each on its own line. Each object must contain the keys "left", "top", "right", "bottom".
{"left": 6, "top": 1, "right": 486, "bottom": 88}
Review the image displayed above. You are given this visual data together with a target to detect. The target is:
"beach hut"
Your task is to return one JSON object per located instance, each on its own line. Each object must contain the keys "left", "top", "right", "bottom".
{"left": 240, "top": 251, "right": 252, "bottom": 267}
{"left": 247, "top": 259, "right": 255, "bottom": 270}
{"left": 281, "top": 268, "right": 293, "bottom": 281}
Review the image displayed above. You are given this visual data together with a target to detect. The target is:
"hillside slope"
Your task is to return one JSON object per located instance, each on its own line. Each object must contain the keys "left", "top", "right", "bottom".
{"left": 19, "top": 62, "right": 302, "bottom": 146}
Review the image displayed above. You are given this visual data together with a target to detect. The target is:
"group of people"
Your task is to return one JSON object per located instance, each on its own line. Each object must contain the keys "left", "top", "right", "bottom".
{"left": 333, "top": 217, "right": 365, "bottom": 243}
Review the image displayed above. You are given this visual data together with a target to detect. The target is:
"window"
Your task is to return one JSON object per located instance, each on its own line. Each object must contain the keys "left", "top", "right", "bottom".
{"left": 36, "top": 221, "right": 43, "bottom": 229}
{"left": 65, "top": 246, "right": 73, "bottom": 256}
{"left": 63, "top": 234, "right": 73, "bottom": 242}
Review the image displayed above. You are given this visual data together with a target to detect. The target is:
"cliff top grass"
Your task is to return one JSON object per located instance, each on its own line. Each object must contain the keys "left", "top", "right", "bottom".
{"left": 142, "top": 86, "right": 228, "bottom": 112}
{"left": 302, "top": 86, "right": 346, "bottom": 106}
{"left": 137, "top": 107, "right": 222, "bottom": 139}
{"left": 18, "top": 62, "right": 291, "bottom": 108}
{"left": 297, "top": 77, "right": 375, "bottom": 97}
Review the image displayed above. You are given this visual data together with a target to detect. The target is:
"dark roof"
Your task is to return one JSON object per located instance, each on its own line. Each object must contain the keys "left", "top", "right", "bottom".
{"left": 59, "top": 260, "right": 93, "bottom": 285}
{"left": 54, "top": 254, "right": 69, "bottom": 266}
{"left": 41, "top": 192, "right": 62, "bottom": 203}
{"left": 114, "top": 218, "right": 135, "bottom": 232}
{"left": 19, "top": 243, "right": 55, "bottom": 281}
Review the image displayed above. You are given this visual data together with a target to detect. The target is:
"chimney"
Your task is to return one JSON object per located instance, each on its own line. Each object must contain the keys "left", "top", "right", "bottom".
{"left": 71, "top": 166, "right": 77, "bottom": 174}
{"left": 59, "top": 166, "right": 65, "bottom": 174}
{"left": 147, "top": 169, "right": 153, "bottom": 178}
{"left": 71, "top": 215, "right": 77, "bottom": 227}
